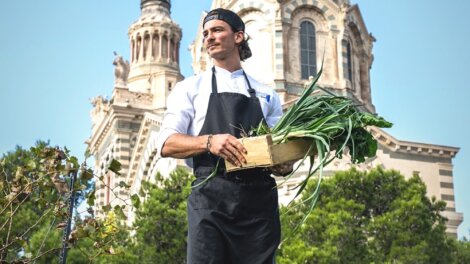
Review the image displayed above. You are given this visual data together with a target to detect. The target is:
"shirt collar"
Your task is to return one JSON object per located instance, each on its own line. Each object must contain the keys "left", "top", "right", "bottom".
{"left": 213, "top": 65, "right": 244, "bottom": 78}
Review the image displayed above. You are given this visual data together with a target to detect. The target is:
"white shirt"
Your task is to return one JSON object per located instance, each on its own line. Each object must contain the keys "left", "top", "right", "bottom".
{"left": 156, "top": 66, "right": 283, "bottom": 158}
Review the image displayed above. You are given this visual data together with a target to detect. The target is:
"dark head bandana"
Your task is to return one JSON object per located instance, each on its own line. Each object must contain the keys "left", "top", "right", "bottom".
{"left": 203, "top": 8, "right": 245, "bottom": 32}
{"left": 203, "top": 8, "right": 252, "bottom": 61}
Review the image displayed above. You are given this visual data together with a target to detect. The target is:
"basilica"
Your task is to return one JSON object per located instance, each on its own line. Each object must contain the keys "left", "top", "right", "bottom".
{"left": 87, "top": 0, "right": 462, "bottom": 236}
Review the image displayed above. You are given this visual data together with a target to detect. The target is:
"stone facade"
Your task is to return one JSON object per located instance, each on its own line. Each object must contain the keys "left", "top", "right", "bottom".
{"left": 88, "top": 0, "right": 462, "bottom": 236}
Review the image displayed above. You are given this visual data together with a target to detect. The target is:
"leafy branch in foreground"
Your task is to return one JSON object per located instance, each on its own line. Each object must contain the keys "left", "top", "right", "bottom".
{"left": 0, "top": 142, "right": 131, "bottom": 263}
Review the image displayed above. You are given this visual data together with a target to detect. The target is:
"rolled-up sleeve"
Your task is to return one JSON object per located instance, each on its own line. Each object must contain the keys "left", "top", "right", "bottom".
{"left": 156, "top": 81, "right": 194, "bottom": 156}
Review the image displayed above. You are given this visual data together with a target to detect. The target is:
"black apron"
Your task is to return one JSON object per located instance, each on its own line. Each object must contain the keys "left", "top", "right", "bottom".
{"left": 187, "top": 67, "right": 281, "bottom": 264}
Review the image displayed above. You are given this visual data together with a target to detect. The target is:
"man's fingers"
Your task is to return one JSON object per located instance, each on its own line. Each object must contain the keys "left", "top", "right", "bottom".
{"left": 208, "top": 134, "right": 248, "bottom": 167}
{"left": 270, "top": 160, "right": 295, "bottom": 176}
{"left": 220, "top": 147, "right": 239, "bottom": 166}
{"left": 221, "top": 150, "right": 238, "bottom": 166}
{"left": 230, "top": 139, "right": 247, "bottom": 154}
{"left": 224, "top": 144, "right": 246, "bottom": 166}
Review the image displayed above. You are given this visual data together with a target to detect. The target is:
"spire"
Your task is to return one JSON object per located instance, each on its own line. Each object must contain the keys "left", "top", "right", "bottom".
{"left": 140, "top": 0, "right": 170, "bottom": 17}
{"left": 141, "top": 0, "right": 170, "bottom": 10}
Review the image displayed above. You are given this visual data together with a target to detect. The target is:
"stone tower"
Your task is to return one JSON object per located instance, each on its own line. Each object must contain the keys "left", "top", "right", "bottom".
{"left": 87, "top": 0, "right": 182, "bottom": 217}
{"left": 128, "top": 0, "right": 183, "bottom": 110}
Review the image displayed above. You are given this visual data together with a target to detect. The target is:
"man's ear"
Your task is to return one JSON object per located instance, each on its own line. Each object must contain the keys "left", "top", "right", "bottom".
{"left": 234, "top": 31, "right": 244, "bottom": 45}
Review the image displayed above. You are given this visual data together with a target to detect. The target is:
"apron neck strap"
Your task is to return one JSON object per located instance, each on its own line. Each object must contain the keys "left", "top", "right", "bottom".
{"left": 211, "top": 66, "right": 218, "bottom": 94}
{"left": 242, "top": 71, "right": 257, "bottom": 98}
{"left": 211, "top": 66, "right": 257, "bottom": 98}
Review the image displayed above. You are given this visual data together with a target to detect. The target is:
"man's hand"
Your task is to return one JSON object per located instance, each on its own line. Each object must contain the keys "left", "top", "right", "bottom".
{"left": 270, "top": 160, "right": 296, "bottom": 176}
{"left": 209, "top": 134, "right": 247, "bottom": 167}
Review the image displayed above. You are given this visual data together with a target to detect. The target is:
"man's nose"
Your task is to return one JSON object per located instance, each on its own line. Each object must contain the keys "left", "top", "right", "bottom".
{"left": 204, "top": 36, "right": 214, "bottom": 46}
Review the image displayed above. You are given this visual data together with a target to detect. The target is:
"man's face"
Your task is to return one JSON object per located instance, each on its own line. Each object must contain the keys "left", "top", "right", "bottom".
{"left": 202, "top": 19, "right": 244, "bottom": 60}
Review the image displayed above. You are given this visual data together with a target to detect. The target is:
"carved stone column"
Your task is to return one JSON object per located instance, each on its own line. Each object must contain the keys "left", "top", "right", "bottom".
{"left": 176, "top": 42, "right": 180, "bottom": 64}
{"left": 139, "top": 31, "right": 145, "bottom": 62}
{"left": 130, "top": 38, "right": 134, "bottom": 62}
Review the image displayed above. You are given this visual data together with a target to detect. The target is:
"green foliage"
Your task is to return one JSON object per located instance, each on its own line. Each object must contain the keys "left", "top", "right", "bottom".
{"left": 25, "top": 223, "right": 62, "bottom": 264}
{"left": 108, "top": 159, "right": 122, "bottom": 175}
{"left": 67, "top": 214, "right": 135, "bottom": 263}
{"left": 0, "top": 142, "right": 74, "bottom": 262}
{"left": 0, "top": 142, "right": 129, "bottom": 263}
{"left": 7, "top": 141, "right": 463, "bottom": 263}
{"left": 277, "top": 167, "right": 457, "bottom": 263}
{"left": 76, "top": 167, "right": 192, "bottom": 264}
{"left": 454, "top": 238, "right": 470, "bottom": 263}
{"left": 130, "top": 167, "right": 191, "bottom": 263}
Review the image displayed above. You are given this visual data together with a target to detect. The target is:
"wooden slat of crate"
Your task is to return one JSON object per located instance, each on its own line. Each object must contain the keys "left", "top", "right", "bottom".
{"left": 270, "top": 138, "right": 313, "bottom": 164}
{"left": 225, "top": 135, "right": 313, "bottom": 172}
{"left": 225, "top": 135, "right": 273, "bottom": 172}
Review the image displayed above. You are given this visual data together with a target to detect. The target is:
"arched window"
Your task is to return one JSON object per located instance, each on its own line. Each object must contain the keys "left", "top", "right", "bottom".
{"left": 136, "top": 35, "right": 142, "bottom": 61}
{"left": 300, "top": 21, "right": 316, "bottom": 79}
{"left": 162, "top": 35, "right": 168, "bottom": 59}
{"left": 152, "top": 33, "right": 159, "bottom": 59}
{"left": 342, "top": 39, "right": 353, "bottom": 82}
{"left": 170, "top": 38, "right": 175, "bottom": 62}
{"left": 143, "top": 33, "right": 150, "bottom": 60}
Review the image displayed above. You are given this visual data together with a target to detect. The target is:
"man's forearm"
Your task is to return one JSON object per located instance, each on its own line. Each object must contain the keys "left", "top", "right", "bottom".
{"left": 161, "top": 133, "right": 209, "bottom": 159}
{"left": 161, "top": 133, "right": 247, "bottom": 167}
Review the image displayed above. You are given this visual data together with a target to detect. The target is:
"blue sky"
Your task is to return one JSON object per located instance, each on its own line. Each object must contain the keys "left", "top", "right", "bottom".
{"left": 0, "top": 1, "right": 468, "bottom": 239}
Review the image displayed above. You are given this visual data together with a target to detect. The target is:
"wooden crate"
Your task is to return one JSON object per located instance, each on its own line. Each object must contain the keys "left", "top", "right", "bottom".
{"left": 225, "top": 135, "right": 314, "bottom": 172}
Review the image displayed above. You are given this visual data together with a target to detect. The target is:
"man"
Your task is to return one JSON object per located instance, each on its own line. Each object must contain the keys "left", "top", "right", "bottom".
{"left": 157, "top": 8, "right": 292, "bottom": 264}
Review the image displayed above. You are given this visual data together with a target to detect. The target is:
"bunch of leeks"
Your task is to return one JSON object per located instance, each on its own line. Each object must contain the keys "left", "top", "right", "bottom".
{"left": 253, "top": 66, "right": 392, "bottom": 231}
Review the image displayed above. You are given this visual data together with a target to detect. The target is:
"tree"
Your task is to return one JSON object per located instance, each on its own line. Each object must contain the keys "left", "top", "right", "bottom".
{"left": 454, "top": 238, "right": 470, "bottom": 263}
{"left": 277, "top": 167, "right": 457, "bottom": 263}
{"left": 83, "top": 167, "right": 192, "bottom": 264}
{"left": 25, "top": 223, "right": 63, "bottom": 264}
{"left": 0, "top": 142, "right": 74, "bottom": 262}
{"left": 0, "top": 142, "right": 128, "bottom": 263}
{"left": 129, "top": 167, "right": 191, "bottom": 263}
